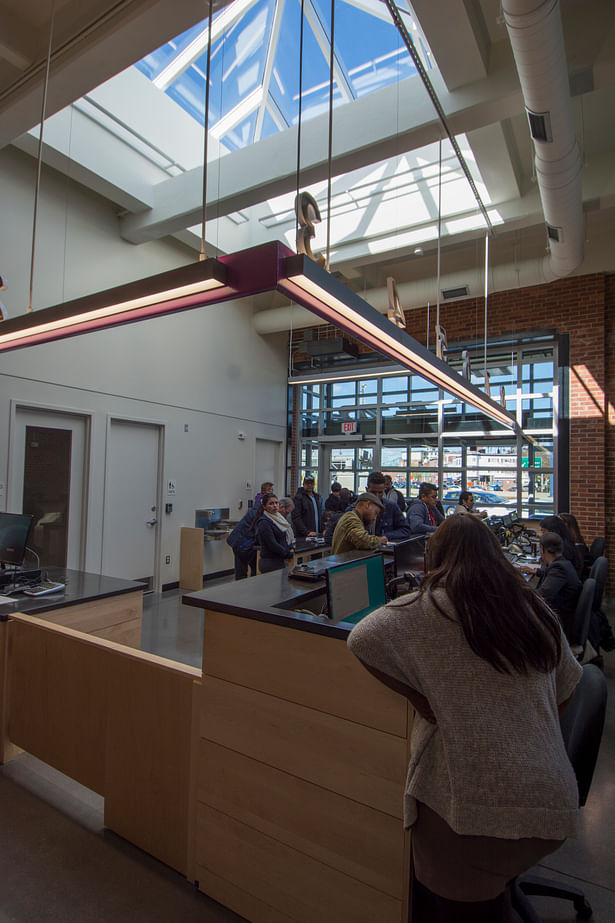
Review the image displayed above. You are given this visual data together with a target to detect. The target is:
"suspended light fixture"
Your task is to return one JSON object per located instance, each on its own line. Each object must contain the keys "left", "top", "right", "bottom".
{"left": 0, "top": 259, "right": 228, "bottom": 352}
{"left": 278, "top": 251, "right": 516, "bottom": 430}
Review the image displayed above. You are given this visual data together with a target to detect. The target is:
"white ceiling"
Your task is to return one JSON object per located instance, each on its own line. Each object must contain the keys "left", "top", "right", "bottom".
{"left": 1, "top": 0, "right": 614, "bottom": 307}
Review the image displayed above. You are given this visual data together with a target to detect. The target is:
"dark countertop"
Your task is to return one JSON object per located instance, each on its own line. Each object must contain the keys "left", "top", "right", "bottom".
{"left": 183, "top": 550, "right": 377, "bottom": 639}
{"left": 293, "top": 537, "right": 330, "bottom": 554}
{"left": 0, "top": 568, "right": 146, "bottom": 622}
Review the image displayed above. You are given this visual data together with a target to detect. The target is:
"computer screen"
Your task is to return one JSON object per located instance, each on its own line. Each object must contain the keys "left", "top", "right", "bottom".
{"left": 0, "top": 512, "right": 34, "bottom": 566}
{"left": 393, "top": 536, "right": 426, "bottom": 576}
{"left": 502, "top": 513, "right": 513, "bottom": 527}
{"left": 326, "top": 555, "right": 386, "bottom": 625}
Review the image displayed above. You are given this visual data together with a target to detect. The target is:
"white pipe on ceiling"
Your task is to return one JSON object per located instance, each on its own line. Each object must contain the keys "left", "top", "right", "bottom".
{"left": 502, "top": 0, "right": 584, "bottom": 279}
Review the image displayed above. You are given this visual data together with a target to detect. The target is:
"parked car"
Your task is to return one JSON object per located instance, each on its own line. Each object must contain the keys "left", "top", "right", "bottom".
{"left": 441, "top": 488, "right": 517, "bottom": 517}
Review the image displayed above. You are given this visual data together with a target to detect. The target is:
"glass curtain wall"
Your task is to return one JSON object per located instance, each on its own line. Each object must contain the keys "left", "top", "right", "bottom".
{"left": 290, "top": 339, "right": 558, "bottom": 518}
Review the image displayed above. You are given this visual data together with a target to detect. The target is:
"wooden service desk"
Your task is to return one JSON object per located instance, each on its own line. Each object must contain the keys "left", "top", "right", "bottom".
{"left": 0, "top": 568, "right": 144, "bottom": 649}
{"left": 0, "top": 568, "right": 145, "bottom": 766}
{"left": 183, "top": 555, "right": 413, "bottom": 923}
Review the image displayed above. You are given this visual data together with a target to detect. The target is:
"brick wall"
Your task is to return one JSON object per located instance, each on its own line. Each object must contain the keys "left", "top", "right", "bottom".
{"left": 291, "top": 273, "right": 611, "bottom": 568}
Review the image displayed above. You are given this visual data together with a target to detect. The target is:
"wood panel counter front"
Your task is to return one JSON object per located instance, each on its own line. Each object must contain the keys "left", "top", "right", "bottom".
{"left": 0, "top": 568, "right": 144, "bottom": 648}
{"left": 1, "top": 569, "right": 144, "bottom": 764}
{"left": 184, "top": 560, "right": 413, "bottom": 923}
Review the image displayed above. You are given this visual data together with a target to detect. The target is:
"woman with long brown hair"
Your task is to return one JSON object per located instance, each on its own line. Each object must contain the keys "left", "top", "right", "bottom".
{"left": 558, "top": 511, "right": 592, "bottom": 577}
{"left": 347, "top": 514, "right": 581, "bottom": 922}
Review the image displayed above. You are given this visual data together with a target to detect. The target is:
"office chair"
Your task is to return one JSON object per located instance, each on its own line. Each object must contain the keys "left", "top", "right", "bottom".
{"left": 589, "top": 536, "right": 605, "bottom": 561}
{"left": 587, "top": 556, "right": 614, "bottom": 656}
{"left": 589, "top": 557, "right": 608, "bottom": 611}
{"left": 511, "top": 664, "right": 608, "bottom": 922}
{"left": 569, "top": 577, "right": 596, "bottom": 661}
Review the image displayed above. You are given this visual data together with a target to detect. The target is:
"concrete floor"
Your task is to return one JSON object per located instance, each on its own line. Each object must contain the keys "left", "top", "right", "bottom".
{"left": 1, "top": 586, "right": 614, "bottom": 922}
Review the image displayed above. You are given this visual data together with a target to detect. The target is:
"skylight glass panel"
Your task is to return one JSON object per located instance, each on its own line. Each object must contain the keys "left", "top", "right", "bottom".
{"left": 135, "top": 22, "right": 208, "bottom": 81}
{"left": 208, "top": 0, "right": 275, "bottom": 119}
{"left": 267, "top": 0, "right": 344, "bottom": 126}
{"left": 261, "top": 107, "right": 281, "bottom": 139}
{"left": 133, "top": 0, "right": 438, "bottom": 153}
{"left": 310, "top": 0, "right": 419, "bottom": 98}
{"left": 221, "top": 109, "right": 258, "bottom": 151}
{"left": 166, "top": 64, "right": 208, "bottom": 124}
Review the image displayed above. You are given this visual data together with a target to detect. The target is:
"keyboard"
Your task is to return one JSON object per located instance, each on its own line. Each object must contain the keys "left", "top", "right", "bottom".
{"left": 22, "top": 581, "right": 66, "bottom": 596}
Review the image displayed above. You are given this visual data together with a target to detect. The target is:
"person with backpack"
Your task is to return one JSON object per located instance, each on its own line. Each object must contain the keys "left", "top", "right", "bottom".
{"left": 226, "top": 504, "right": 259, "bottom": 579}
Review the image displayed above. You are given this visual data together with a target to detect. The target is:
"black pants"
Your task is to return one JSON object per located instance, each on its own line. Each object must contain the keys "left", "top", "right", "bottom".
{"left": 233, "top": 551, "right": 257, "bottom": 580}
{"left": 411, "top": 872, "right": 513, "bottom": 922}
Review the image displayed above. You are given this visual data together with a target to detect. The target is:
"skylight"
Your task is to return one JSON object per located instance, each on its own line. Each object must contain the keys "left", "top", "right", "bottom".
{"left": 134, "top": 0, "right": 435, "bottom": 152}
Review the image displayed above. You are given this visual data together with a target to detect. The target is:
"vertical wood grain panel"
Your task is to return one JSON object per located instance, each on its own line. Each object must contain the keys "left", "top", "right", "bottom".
{"left": 180, "top": 527, "right": 204, "bottom": 590}
{"left": 104, "top": 657, "right": 199, "bottom": 874}
{"left": 7, "top": 619, "right": 109, "bottom": 793}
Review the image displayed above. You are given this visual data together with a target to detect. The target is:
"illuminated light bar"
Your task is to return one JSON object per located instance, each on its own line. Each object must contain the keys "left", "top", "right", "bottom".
{"left": 0, "top": 259, "right": 228, "bottom": 352}
{"left": 278, "top": 253, "right": 516, "bottom": 430}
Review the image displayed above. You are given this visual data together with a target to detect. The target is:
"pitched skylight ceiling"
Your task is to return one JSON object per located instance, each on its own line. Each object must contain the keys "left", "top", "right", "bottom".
{"left": 134, "top": 0, "right": 435, "bottom": 152}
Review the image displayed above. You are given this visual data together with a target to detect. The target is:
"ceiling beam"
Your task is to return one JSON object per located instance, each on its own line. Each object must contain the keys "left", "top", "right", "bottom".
{"left": 410, "top": 0, "right": 489, "bottom": 90}
{"left": 0, "top": 0, "right": 222, "bottom": 149}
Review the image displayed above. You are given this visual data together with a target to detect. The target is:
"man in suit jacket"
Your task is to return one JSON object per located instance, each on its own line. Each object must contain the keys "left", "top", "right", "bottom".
{"left": 535, "top": 531, "right": 582, "bottom": 639}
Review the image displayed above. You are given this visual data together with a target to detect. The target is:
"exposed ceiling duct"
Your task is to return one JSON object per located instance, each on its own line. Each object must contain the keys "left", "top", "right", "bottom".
{"left": 502, "top": 0, "right": 584, "bottom": 279}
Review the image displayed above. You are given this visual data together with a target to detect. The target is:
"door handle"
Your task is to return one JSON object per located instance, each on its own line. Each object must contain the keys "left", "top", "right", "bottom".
{"left": 146, "top": 518, "right": 158, "bottom": 526}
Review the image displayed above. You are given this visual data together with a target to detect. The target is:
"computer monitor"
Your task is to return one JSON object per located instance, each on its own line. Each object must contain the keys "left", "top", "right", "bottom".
{"left": 393, "top": 536, "right": 426, "bottom": 576}
{"left": 502, "top": 513, "right": 513, "bottom": 528}
{"left": 326, "top": 554, "right": 386, "bottom": 625}
{"left": 0, "top": 512, "right": 34, "bottom": 566}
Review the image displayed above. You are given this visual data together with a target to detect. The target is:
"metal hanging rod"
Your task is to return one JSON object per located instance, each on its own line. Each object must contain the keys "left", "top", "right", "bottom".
{"left": 382, "top": 0, "right": 494, "bottom": 235}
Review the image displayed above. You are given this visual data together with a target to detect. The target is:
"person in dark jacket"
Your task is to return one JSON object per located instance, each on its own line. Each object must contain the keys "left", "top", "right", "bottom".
{"left": 539, "top": 516, "right": 582, "bottom": 575}
{"left": 255, "top": 494, "right": 296, "bottom": 573}
{"left": 366, "top": 472, "right": 411, "bottom": 541}
{"left": 407, "top": 482, "right": 445, "bottom": 536}
{"left": 292, "top": 475, "right": 324, "bottom": 536}
{"left": 383, "top": 474, "right": 406, "bottom": 513}
{"left": 558, "top": 512, "right": 592, "bottom": 579}
{"left": 226, "top": 505, "right": 259, "bottom": 580}
{"left": 325, "top": 482, "right": 346, "bottom": 513}
{"left": 534, "top": 532, "right": 581, "bottom": 640}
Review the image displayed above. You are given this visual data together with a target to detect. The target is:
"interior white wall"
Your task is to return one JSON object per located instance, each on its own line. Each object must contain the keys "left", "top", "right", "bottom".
{"left": 0, "top": 146, "right": 289, "bottom": 584}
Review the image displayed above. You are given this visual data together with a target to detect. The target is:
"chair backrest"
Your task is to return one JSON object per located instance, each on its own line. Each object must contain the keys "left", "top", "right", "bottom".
{"left": 589, "top": 556, "right": 608, "bottom": 610}
{"left": 559, "top": 664, "right": 608, "bottom": 806}
{"left": 589, "top": 536, "right": 605, "bottom": 560}
{"left": 570, "top": 577, "right": 595, "bottom": 649}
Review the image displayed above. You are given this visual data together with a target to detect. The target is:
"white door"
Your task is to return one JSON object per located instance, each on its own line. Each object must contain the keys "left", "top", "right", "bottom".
{"left": 101, "top": 419, "right": 161, "bottom": 589}
{"left": 10, "top": 407, "right": 88, "bottom": 570}
{"left": 255, "top": 438, "right": 281, "bottom": 492}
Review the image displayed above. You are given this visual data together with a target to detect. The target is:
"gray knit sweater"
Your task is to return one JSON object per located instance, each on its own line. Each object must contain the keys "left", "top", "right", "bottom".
{"left": 347, "top": 588, "right": 582, "bottom": 839}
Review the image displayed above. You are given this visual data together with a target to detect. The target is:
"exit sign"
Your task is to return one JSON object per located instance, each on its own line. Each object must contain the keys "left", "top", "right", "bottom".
{"left": 341, "top": 421, "right": 358, "bottom": 434}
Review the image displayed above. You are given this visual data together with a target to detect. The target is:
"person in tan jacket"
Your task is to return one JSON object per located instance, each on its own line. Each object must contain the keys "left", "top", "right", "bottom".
{"left": 331, "top": 492, "right": 388, "bottom": 554}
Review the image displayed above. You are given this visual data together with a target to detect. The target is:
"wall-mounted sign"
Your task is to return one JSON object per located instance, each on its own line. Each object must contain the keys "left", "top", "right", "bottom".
{"left": 341, "top": 421, "right": 358, "bottom": 434}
